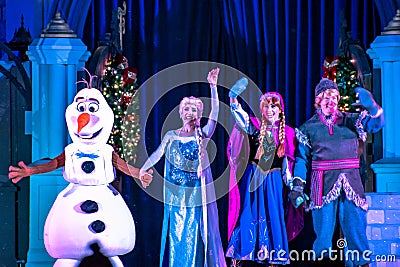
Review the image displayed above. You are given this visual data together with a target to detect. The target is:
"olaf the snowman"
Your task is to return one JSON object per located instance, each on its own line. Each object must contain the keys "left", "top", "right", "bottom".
{"left": 9, "top": 86, "right": 152, "bottom": 267}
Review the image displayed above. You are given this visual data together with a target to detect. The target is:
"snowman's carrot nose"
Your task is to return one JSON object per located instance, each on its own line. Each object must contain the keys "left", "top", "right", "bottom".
{"left": 77, "top": 113, "right": 90, "bottom": 133}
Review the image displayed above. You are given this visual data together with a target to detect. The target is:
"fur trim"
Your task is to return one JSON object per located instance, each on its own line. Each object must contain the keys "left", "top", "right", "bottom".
{"left": 306, "top": 173, "right": 368, "bottom": 211}
{"left": 295, "top": 128, "right": 311, "bottom": 148}
{"left": 355, "top": 110, "right": 368, "bottom": 142}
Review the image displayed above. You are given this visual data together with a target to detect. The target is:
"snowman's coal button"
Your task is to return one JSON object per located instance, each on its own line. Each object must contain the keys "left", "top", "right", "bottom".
{"left": 89, "top": 220, "right": 105, "bottom": 233}
{"left": 82, "top": 161, "right": 95, "bottom": 173}
{"left": 80, "top": 200, "right": 98, "bottom": 213}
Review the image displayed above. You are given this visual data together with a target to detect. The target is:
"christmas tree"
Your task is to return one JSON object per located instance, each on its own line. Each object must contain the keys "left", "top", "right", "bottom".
{"left": 101, "top": 54, "right": 140, "bottom": 164}
{"left": 322, "top": 56, "right": 360, "bottom": 112}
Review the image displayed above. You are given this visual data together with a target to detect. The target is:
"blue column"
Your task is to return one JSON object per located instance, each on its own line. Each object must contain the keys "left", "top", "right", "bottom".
{"left": 26, "top": 37, "right": 90, "bottom": 266}
{"left": 367, "top": 34, "right": 400, "bottom": 192}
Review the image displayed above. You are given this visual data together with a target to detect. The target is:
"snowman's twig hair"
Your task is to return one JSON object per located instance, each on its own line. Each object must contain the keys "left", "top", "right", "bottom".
{"left": 76, "top": 67, "right": 98, "bottom": 88}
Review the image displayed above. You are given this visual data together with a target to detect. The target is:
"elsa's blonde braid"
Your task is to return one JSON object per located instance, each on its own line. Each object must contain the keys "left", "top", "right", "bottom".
{"left": 195, "top": 126, "right": 204, "bottom": 174}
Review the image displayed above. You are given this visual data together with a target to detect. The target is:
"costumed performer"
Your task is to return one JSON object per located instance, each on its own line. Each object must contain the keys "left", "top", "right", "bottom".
{"left": 9, "top": 79, "right": 153, "bottom": 267}
{"left": 225, "top": 77, "right": 299, "bottom": 266}
{"left": 291, "top": 78, "right": 384, "bottom": 267}
{"left": 140, "top": 68, "right": 226, "bottom": 267}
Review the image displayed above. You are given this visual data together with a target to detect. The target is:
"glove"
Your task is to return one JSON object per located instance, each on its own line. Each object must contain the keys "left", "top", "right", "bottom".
{"left": 229, "top": 77, "right": 248, "bottom": 98}
{"left": 354, "top": 87, "right": 380, "bottom": 116}
{"left": 288, "top": 179, "right": 307, "bottom": 208}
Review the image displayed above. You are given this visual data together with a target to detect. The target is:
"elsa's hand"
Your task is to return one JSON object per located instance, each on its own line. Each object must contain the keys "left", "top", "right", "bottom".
{"left": 207, "top": 68, "right": 220, "bottom": 88}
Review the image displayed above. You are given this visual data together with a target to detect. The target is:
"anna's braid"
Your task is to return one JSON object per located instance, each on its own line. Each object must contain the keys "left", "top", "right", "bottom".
{"left": 277, "top": 111, "right": 286, "bottom": 158}
{"left": 255, "top": 119, "right": 267, "bottom": 160}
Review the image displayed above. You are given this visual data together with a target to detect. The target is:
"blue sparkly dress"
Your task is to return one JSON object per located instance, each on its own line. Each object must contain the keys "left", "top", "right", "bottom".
{"left": 163, "top": 133, "right": 204, "bottom": 266}
{"left": 143, "top": 131, "right": 226, "bottom": 267}
{"left": 141, "top": 86, "right": 226, "bottom": 267}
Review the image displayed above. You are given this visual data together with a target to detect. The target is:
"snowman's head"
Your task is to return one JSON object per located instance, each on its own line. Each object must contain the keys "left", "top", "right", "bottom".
{"left": 66, "top": 88, "right": 114, "bottom": 146}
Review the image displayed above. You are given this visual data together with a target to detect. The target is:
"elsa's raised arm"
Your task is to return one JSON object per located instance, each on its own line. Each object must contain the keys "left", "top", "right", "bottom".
{"left": 202, "top": 68, "right": 220, "bottom": 138}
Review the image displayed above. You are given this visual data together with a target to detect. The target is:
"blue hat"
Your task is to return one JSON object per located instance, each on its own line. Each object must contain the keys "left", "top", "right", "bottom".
{"left": 315, "top": 78, "right": 338, "bottom": 97}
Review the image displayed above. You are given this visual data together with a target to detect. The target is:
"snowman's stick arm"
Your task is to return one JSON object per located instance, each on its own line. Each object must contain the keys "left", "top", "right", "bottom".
{"left": 112, "top": 151, "right": 139, "bottom": 178}
{"left": 112, "top": 152, "right": 153, "bottom": 188}
{"left": 8, "top": 152, "right": 65, "bottom": 183}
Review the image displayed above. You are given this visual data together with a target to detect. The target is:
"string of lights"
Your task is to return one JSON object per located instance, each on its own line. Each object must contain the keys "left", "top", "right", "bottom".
{"left": 101, "top": 54, "right": 140, "bottom": 164}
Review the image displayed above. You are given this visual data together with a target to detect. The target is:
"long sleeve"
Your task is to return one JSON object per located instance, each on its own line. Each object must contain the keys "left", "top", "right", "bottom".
{"left": 362, "top": 108, "right": 385, "bottom": 133}
{"left": 202, "top": 85, "right": 219, "bottom": 138}
{"left": 293, "top": 128, "right": 311, "bottom": 183}
{"left": 282, "top": 156, "right": 293, "bottom": 187}
{"left": 141, "top": 132, "right": 171, "bottom": 171}
{"left": 282, "top": 127, "right": 298, "bottom": 187}
{"left": 347, "top": 110, "right": 385, "bottom": 142}
{"left": 230, "top": 102, "right": 251, "bottom": 134}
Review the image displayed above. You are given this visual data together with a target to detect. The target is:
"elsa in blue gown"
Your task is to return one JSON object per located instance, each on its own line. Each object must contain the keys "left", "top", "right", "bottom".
{"left": 140, "top": 68, "right": 226, "bottom": 267}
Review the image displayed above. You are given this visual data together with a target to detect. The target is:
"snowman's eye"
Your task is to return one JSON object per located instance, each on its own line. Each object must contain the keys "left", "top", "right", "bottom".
{"left": 77, "top": 102, "right": 86, "bottom": 112}
{"left": 88, "top": 102, "right": 99, "bottom": 112}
